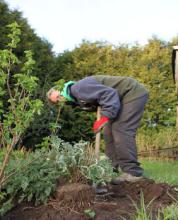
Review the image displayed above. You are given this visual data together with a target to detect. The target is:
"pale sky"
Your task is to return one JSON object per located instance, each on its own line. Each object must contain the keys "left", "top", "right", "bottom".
{"left": 5, "top": 0, "right": 178, "bottom": 53}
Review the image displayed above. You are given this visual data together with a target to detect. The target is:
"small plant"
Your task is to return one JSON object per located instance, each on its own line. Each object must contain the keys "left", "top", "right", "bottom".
{"left": 84, "top": 209, "right": 96, "bottom": 219}
{"left": 46, "top": 79, "right": 66, "bottom": 136}
{"left": 133, "top": 192, "right": 154, "bottom": 220}
{"left": 54, "top": 79, "right": 65, "bottom": 92}
{"left": 0, "top": 198, "right": 13, "bottom": 216}
{"left": 82, "top": 156, "right": 114, "bottom": 185}
{"left": 49, "top": 135, "right": 114, "bottom": 185}
{"left": 157, "top": 203, "right": 178, "bottom": 220}
{"left": 132, "top": 192, "right": 178, "bottom": 220}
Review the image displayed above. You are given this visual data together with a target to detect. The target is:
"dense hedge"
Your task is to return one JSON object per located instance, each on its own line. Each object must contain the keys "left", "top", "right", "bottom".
{"left": 1, "top": 0, "right": 178, "bottom": 147}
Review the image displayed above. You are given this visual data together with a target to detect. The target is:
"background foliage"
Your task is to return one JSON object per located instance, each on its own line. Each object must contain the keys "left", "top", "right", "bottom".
{"left": 0, "top": 0, "right": 178, "bottom": 149}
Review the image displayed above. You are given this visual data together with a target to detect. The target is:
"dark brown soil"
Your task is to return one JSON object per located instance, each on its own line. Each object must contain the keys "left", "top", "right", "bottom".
{"left": 2, "top": 178, "right": 178, "bottom": 220}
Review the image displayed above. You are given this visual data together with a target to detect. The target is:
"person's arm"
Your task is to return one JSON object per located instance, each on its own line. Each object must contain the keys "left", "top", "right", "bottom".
{"left": 71, "top": 76, "right": 120, "bottom": 119}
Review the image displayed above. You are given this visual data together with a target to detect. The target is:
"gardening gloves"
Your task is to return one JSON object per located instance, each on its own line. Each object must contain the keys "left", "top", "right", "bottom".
{"left": 93, "top": 116, "right": 109, "bottom": 133}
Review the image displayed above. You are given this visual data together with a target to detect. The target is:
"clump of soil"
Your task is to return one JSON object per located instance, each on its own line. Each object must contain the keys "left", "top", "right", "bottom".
{"left": 2, "top": 179, "right": 178, "bottom": 220}
{"left": 51, "top": 183, "right": 95, "bottom": 213}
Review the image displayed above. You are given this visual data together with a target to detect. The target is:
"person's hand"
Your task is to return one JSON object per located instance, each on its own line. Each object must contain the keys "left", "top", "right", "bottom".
{"left": 93, "top": 116, "right": 109, "bottom": 133}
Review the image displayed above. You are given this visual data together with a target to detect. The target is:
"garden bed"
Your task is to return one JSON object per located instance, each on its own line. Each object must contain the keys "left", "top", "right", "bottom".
{"left": 2, "top": 178, "right": 178, "bottom": 220}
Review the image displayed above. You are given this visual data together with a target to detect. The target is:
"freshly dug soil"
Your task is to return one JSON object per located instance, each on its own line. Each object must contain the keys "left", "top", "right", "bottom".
{"left": 2, "top": 178, "right": 178, "bottom": 220}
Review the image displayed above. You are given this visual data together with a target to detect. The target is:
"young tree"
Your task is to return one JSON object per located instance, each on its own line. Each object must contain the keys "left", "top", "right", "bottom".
{"left": 0, "top": 22, "right": 43, "bottom": 188}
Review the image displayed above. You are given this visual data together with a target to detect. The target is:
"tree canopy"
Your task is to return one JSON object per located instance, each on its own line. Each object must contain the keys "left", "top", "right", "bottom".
{"left": 0, "top": 0, "right": 177, "bottom": 146}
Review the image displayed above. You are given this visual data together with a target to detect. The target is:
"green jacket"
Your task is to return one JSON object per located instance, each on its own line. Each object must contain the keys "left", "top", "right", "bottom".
{"left": 94, "top": 75, "right": 148, "bottom": 103}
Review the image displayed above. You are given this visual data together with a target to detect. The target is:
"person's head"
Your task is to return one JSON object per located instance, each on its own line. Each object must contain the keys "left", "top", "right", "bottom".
{"left": 47, "top": 88, "right": 65, "bottom": 103}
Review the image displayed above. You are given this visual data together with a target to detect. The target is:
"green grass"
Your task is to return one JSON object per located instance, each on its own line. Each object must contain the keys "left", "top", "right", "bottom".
{"left": 141, "top": 159, "right": 178, "bottom": 185}
{"left": 134, "top": 200, "right": 178, "bottom": 220}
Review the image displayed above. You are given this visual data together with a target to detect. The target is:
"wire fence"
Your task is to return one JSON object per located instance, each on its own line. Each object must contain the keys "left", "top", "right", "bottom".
{"left": 138, "top": 146, "right": 178, "bottom": 160}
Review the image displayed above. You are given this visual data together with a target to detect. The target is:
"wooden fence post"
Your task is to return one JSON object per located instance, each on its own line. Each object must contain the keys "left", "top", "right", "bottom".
{"left": 173, "top": 46, "right": 178, "bottom": 133}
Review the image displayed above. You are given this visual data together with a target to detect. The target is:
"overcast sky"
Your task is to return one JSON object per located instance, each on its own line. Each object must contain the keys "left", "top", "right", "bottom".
{"left": 5, "top": 0, "right": 178, "bottom": 53}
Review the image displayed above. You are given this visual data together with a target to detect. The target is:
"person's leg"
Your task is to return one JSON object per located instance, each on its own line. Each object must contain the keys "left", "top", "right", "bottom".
{"left": 103, "top": 122, "right": 119, "bottom": 169}
{"left": 111, "top": 95, "right": 148, "bottom": 178}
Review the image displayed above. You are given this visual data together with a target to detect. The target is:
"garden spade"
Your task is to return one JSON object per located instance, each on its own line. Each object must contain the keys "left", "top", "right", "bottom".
{"left": 95, "top": 106, "right": 101, "bottom": 161}
{"left": 94, "top": 106, "right": 108, "bottom": 194}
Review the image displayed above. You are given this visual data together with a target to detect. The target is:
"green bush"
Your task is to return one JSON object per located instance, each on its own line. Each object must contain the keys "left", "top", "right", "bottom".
{"left": 0, "top": 135, "right": 114, "bottom": 215}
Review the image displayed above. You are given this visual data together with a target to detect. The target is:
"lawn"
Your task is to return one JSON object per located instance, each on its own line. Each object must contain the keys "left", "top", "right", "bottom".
{"left": 141, "top": 159, "right": 178, "bottom": 185}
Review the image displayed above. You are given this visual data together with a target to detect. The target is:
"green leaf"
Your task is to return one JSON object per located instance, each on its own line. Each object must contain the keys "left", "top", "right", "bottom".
{"left": 84, "top": 209, "right": 96, "bottom": 218}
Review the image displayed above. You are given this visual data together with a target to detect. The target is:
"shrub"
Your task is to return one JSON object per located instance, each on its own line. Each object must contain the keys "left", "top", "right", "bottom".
{"left": 0, "top": 135, "right": 114, "bottom": 215}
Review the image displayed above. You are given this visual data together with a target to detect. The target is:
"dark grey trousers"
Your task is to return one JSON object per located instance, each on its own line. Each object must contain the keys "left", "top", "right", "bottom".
{"left": 103, "top": 95, "right": 148, "bottom": 177}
